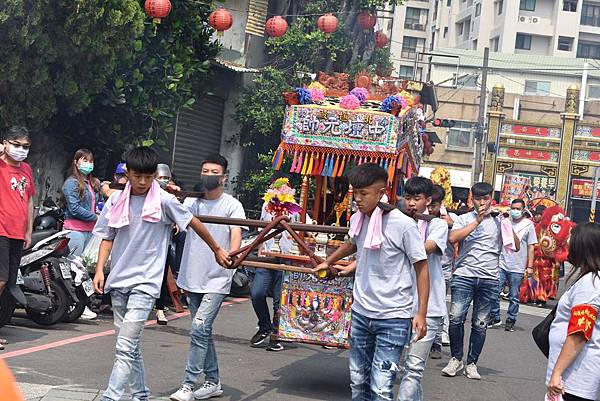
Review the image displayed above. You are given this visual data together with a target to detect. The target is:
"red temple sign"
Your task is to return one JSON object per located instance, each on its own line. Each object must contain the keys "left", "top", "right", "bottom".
{"left": 591, "top": 128, "right": 600, "bottom": 137}
{"left": 512, "top": 125, "right": 550, "bottom": 137}
{"left": 571, "top": 179, "right": 600, "bottom": 200}
{"left": 589, "top": 152, "right": 600, "bottom": 162}
{"left": 506, "top": 148, "right": 551, "bottom": 161}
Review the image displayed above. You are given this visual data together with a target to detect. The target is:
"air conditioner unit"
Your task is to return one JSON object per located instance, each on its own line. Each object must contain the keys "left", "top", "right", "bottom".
{"left": 530, "top": 16, "right": 540, "bottom": 23}
{"left": 519, "top": 16, "right": 526, "bottom": 22}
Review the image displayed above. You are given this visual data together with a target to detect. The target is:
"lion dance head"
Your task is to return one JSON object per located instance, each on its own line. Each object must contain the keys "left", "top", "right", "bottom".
{"left": 536, "top": 206, "right": 574, "bottom": 262}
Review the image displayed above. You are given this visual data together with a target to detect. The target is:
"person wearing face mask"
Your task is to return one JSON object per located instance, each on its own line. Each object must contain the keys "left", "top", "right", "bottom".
{"left": 488, "top": 199, "right": 537, "bottom": 332}
{"left": 171, "top": 154, "right": 246, "bottom": 401}
{"left": 156, "top": 164, "right": 172, "bottom": 190}
{"left": 0, "top": 126, "right": 35, "bottom": 350}
{"left": 61, "top": 149, "right": 101, "bottom": 257}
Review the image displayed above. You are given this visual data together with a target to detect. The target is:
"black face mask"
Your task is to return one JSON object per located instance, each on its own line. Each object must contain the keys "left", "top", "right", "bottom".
{"left": 200, "top": 174, "right": 223, "bottom": 190}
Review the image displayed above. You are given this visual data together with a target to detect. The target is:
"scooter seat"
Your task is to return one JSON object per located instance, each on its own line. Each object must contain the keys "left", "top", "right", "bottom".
{"left": 29, "top": 229, "right": 59, "bottom": 249}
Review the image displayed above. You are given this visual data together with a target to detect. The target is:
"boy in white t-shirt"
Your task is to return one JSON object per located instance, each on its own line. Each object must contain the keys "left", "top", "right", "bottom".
{"left": 314, "top": 163, "right": 430, "bottom": 401}
{"left": 398, "top": 177, "right": 448, "bottom": 401}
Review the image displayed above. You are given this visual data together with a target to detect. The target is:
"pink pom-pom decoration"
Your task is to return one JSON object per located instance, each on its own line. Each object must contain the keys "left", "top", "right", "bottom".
{"left": 350, "top": 87, "right": 369, "bottom": 104}
{"left": 340, "top": 94, "right": 361, "bottom": 110}
{"left": 309, "top": 88, "right": 325, "bottom": 103}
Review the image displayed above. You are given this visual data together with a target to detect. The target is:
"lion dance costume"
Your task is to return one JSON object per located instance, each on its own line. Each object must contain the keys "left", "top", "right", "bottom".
{"left": 520, "top": 206, "right": 574, "bottom": 303}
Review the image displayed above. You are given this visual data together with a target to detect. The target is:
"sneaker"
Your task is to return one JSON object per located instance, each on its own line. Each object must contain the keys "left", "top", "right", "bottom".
{"left": 430, "top": 347, "right": 442, "bottom": 360}
{"left": 193, "top": 381, "right": 223, "bottom": 400}
{"left": 157, "top": 309, "right": 168, "bottom": 326}
{"left": 505, "top": 319, "right": 516, "bottom": 332}
{"left": 441, "top": 357, "right": 464, "bottom": 377}
{"left": 170, "top": 385, "right": 194, "bottom": 401}
{"left": 266, "top": 342, "right": 284, "bottom": 352}
{"left": 80, "top": 306, "right": 98, "bottom": 320}
{"left": 464, "top": 363, "right": 481, "bottom": 380}
{"left": 250, "top": 330, "right": 270, "bottom": 346}
{"left": 486, "top": 318, "right": 502, "bottom": 329}
{"left": 441, "top": 332, "right": 451, "bottom": 346}
{"left": 500, "top": 289, "right": 509, "bottom": 300}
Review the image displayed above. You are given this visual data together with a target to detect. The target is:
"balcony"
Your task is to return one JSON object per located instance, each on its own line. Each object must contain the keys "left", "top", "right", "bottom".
{"left": 581, "top": 15, "right": 600, "bottom": 27}
{"left": 401, "top": 48, "right": 418, "bottom": 59}
{"left": 404, "top": 20, "right": 427, "bottom": 31}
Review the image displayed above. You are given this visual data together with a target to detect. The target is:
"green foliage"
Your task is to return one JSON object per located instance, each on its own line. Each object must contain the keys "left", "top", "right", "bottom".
{"left": 235, "top": 0, "right": 399, "bottom": 208}
{"left": 0, "top": 0, "right": 219, "bottom": 152}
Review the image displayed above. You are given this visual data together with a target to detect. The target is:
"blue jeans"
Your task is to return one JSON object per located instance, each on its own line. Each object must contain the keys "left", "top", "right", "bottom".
{"left": 67, "top": 231, "right": 92, "bottom": 257}
{"left": 448, "top": 275, "right": 498, "bottom": 365}
{"left": 250, "top": 268, "right": 282, "bottom": 332}
{"left": 182, "top": 292, "right": 226, "bottom": 388}
{"left": 102, "top": 289, "right": 155, "bottom": 401}
{"left": 349, "top": 310, "right": 412, "bottom": 401}
{"left": 489, "top": 269, "right": 523, "bottom": 322}
{"left": 398, "top": 317, "right": 443, "bottom": 401}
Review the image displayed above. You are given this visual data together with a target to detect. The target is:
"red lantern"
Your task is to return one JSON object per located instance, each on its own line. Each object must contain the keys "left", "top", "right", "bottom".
{"left": 317, "top": 13, "right": 338, "bottom": 35}
{"left": 357, "top": 12, "right": 377, "bottom": 31}
{"left": 375, "top": 31, "right": 389, "bottom": 48}
{"left": 144, "top": 0, "right": 172, "bottom": 24}
{"left": 265, "top": 16, "right": 288, "bottom": 37}
{"left": 209, "top": 7, "right": 233, "bottom": 36}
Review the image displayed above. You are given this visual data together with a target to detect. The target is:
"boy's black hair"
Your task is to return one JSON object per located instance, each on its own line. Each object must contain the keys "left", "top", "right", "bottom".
{"left": 348, "top": 163, "right": 387, "bottom": 189}
{"left": 431, "top": 184, "right": 446, "bottom": 203}
{"left": 124, "top": 146, "right": 160, "bottom": 174}
{"left": 511, "top": 198, "right": 526, "bottom": 207}
{"left": 201, "top": 153, "right": 228, "bottom": 172}
{"left": 535, "top": 205, "right": 547, "bottom": 216}
{"left": 5, "top": 126, "right": 30, "bottom": 142}
{"left": 568, "top": 222, "right": 600, "bottom": 282}
{"left": 471, "top": 182, "right": 494, "bottom": 197}
{"left": 404, "top": 176, "right": 434, "bottom": 197}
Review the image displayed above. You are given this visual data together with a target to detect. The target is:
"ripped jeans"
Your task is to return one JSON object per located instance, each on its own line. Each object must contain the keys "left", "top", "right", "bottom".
{"left": 102, "top": 289, "right": 155, "bottom": 401}
{"left": 349, "top": 310, "right": 412, "bottom": 401}
{"left": 448, "top": 275, "right": 498, "bottom": 365}
{"left": 182, "top": 293, "right": 226, "bottom": 388}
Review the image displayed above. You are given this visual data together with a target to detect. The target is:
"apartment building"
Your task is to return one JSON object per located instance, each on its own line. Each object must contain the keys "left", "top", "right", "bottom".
{"left": 391, "top": 0, "right": 600, "bottom": 79}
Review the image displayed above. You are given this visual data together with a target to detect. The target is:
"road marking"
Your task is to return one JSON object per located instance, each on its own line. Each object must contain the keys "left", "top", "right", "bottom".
{"left": 1, "top": 297, "right": 248, "bottom": 360}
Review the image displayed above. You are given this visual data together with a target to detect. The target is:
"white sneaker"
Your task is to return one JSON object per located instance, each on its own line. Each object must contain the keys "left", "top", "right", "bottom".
{"left": 170, "top": 385, "right": 194, "bottom": 401}
{"left": 441, "top": 332, "right": 451, "bottom": 346}
{"left": 441, "top": 357, "right": 464, "bottom": 377}
{"left": 80, "top": 306, "right": 98, "bottom": 320}
{"left": 193, "top": 381, "right": 223, "bottom": 399}
{"left": 464, "top": 363, "right": 481, "bottom": 380}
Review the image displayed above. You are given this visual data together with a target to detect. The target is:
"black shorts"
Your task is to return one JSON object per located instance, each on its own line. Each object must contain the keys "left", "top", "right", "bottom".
{"left": 0, "top": 236, "right": 24, "bottom": 285}
{"left": 563, "top": 393, "right": 594, "bottom": 401}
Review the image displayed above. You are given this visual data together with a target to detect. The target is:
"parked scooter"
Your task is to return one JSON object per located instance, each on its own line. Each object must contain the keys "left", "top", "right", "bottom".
{"left": 0, "top": 231, "right": 73, "bottom": 327}
{"left": 62, "top": 254, "right": 95, "bottom": 322}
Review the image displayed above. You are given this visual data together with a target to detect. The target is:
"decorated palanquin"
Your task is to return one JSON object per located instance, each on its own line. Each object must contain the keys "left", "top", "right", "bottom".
{"left": 266, "top": 72, "right": 435, "bottom": 348}
{"left": 520, "top": 206, "right": 575, "bottom": 304}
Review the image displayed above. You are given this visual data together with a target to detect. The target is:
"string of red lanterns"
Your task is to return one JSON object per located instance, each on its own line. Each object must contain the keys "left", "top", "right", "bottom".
{"left": 142, "top": 4, "right": 387, "bottom": 47}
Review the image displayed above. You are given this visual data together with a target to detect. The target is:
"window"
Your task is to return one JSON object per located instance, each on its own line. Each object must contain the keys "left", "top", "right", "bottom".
{"left": 399, "top": 65, "right": 414, "bottom": 79}
{"left": 475, "top": 3, "right": 481, "bottom": 16}
{"left": 401, "top": 36, "right": 423, "bottom": 58}
{"left": 405, "top": 8, "right": 426, "bottom": 30}
{"left": 491, "top": 37, "right": 499, "bottom": 51}
{"left": 472, "top": 39, "right": 478, "bottom": 49}
{"left": 447, "top": 121, "right": 476, "bottom": 149}
{"left": 447, "top": 0, "right": 452, "bottom": 5}
{"left": 558, "top": 36, "right": 573, "bottom": 51}
{"left": 581, "top": 3, "right": 600, "bottom": 27}
{"left": 524, "top": 80, "right": 551, "bottom": 95}
{"left": 457, "top": 22, "right": 464, "bottom": 35}
{"left": 577, "top": 41, "right": 600, "bottom": 58}
{"left": 497, "top": 0, "right": 504, "bottom": 15}
{"left": 456, "top": 74, "right": 478, "bottom": 87}
{"left": 515, "top": 33, "right": 532, "bottom": 50}
{"left": 589, "top": 85, "right": 600, "bottom": 99}
{"left": 520, "top": 0, "right": 536, "bottom": 11}
{"left": 464, "top": 19, "right": 471, "bottom": 35}
{"left": 443, "top": 26, "right": 448, "bottom": 38}
{"left": 563, "top": 0, "right": 577, "bottom": 12}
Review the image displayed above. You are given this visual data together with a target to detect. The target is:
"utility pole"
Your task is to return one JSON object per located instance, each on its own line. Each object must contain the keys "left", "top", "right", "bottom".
{"left": 590, "top": 166, "right": 599, "bottom": 222}
{"left": 473, "top": 47, "right": 489, "bottom": 185}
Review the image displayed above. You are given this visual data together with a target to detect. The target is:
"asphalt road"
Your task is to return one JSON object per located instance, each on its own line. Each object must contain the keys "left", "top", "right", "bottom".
{"left": 1, "top": 295, "right": 553, "bottom": 401}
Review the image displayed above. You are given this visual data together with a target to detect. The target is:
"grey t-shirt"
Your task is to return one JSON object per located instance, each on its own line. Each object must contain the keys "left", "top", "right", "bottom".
{"left": 413, "top": 218, "right": 448, "bottom": 317}
{"left": 452, "top": 212, "right": 502, "bottom": 280}
{"left": 177, "top": 194, "right": 246, "bottom": 294}
{"left": 441, "top": 212, "right": 458, "bottom": 277}
{"left": 500, "top": 218, "right": 537, "bottom": 273}
{"left": 93, "top": 190, "right": 193, "bottom": 298}
{"left": 351, "top": 209, "right": 427, "bottom": 319}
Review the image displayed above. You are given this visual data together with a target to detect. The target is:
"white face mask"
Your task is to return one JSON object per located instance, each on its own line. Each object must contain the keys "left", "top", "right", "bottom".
{"left": 7, "top": 144, "right": 29, "bottom": 161}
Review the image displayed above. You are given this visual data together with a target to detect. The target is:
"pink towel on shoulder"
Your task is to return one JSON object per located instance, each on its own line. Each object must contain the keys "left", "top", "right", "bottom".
{"left": 499, "top": 216, "right": 517, "bottom": 251}
{"left": 107, "top": 181, "right": 162, "bottom": 228}
{"left": 349, "top": 195, "right": 388, "bottom": 249}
